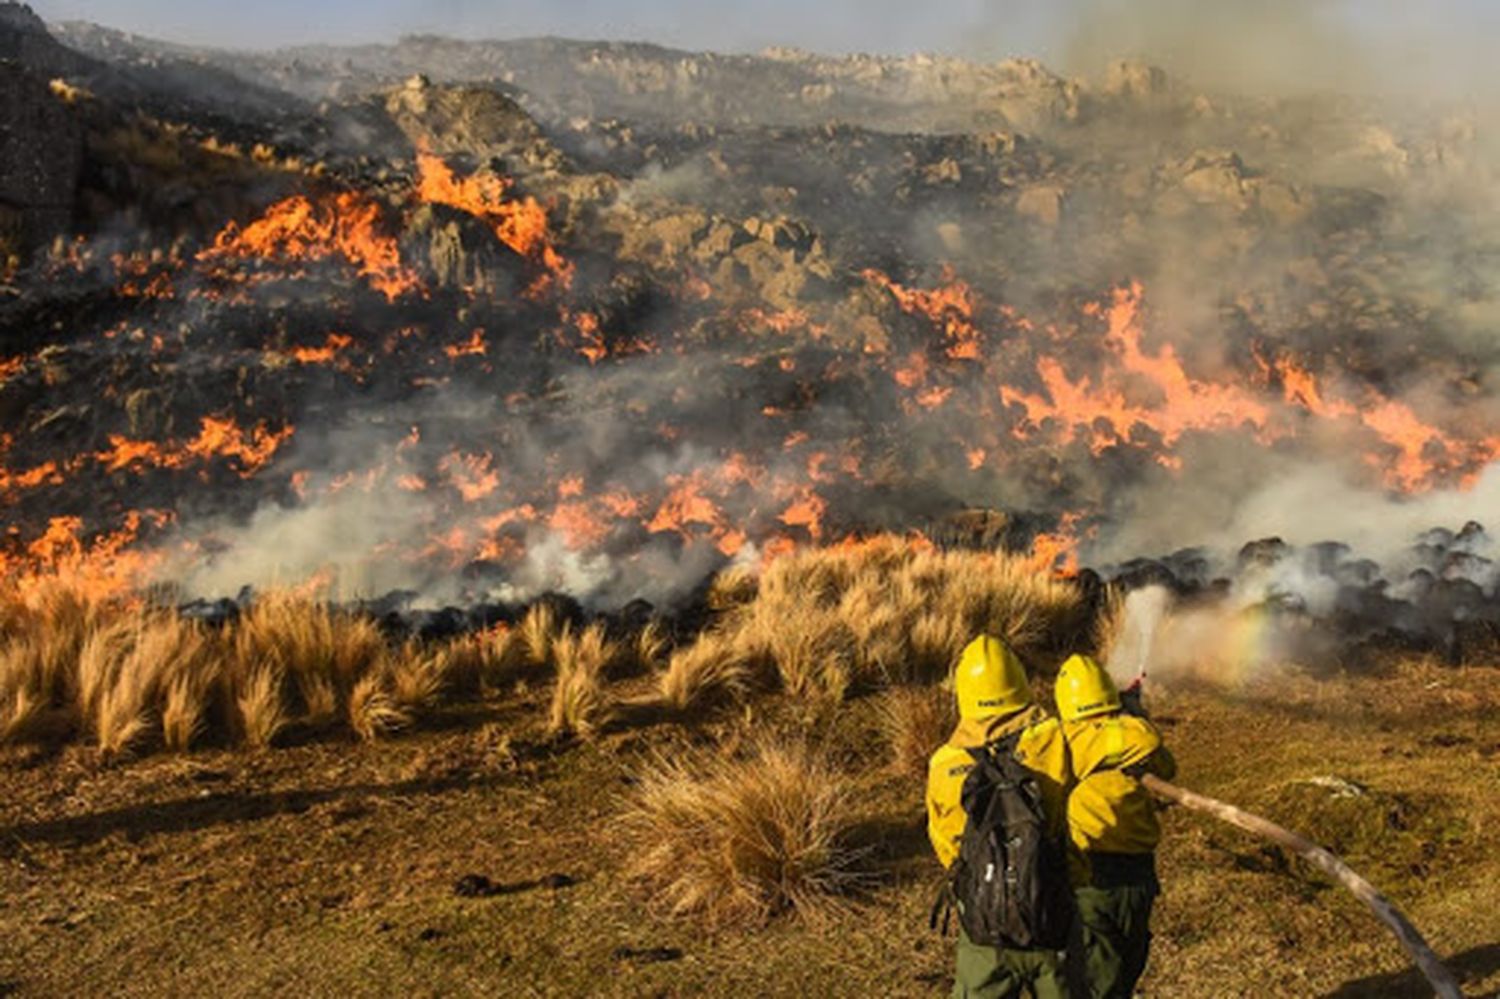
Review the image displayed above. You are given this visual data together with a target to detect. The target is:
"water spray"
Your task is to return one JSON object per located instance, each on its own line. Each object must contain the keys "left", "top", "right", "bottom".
{"left": 1109, "top": 589, "right": 1462, "bottom": 996}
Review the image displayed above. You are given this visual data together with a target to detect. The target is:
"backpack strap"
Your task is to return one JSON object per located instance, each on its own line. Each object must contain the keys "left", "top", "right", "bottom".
{"left": 988, "top": 728, "right": 1025, "bottom": 758}
{"left": 928, "top": 881, "right": 954, "bottom": 936}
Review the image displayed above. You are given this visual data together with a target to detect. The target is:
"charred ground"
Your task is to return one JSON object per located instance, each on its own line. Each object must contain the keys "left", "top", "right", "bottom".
{"left": 3, "top": 3, "right": 1500, "bottom": 644}
{"left": 1, "top": 5, "right": 1499, "bottom": 995}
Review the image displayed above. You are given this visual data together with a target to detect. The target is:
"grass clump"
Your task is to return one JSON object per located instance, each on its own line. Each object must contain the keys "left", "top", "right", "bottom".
{"left": 874, "top": 685, "right": 955, "bottom": 776}
{"left": 548, "top": 623, "right": 617, "bottom": 738}
{"left": 623, "top": 741, "right": 869, "bottom": 926}
{"left": 657, "top": 632, "right": 751, "bottom": 714}
{"left": 235, "top": 664, "right": 286, "bottom": 750}
{"left": 231, "top": 593, "right": 388, "bottom": 725}
{"left": 348, "top": 672, "right": 409, "bottom": 742}
{"left": 519, "top": 602, "right": 566, "bottom": 668}
{"left": 671, "top": 538, "right": 1081, "bottom": 707}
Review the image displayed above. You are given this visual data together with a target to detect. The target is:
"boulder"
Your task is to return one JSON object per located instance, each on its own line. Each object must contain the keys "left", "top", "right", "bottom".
{"left": 0, "top": 61, "right": 82, "bottom": 255}
{"left": 1102, "top": 59, "right": 1169, "bottom": 100}
{"left": 1016, "top": 184, "right": 1065, "bottom": 226}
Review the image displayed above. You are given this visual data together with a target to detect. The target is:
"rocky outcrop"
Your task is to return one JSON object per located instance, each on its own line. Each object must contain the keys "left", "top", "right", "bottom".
{"left": 0, "top": 60, "right": 82, "bottom": 255}
{"left": 384, "top": 75, "right": 568, "bottom": 178}
{"left": 0, "top": 2, "right": 94, "bottom": 77}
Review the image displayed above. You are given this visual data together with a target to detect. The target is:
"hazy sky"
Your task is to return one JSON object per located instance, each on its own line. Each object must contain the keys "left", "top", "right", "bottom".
{"left": 26, "top": 0, "right": 1500, "bottom": 96}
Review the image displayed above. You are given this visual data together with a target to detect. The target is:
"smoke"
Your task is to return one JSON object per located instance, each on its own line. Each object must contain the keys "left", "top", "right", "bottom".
{"left": 16, "top": 0, "right": 1500, "bottom": 658}
{"left": 1046, "top": 0, "right": 1500, "bottom": 103}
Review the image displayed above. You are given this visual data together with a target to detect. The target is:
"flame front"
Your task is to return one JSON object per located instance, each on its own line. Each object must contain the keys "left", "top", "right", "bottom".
{"left": 10, "top": 147, "right": 1500, "bottom": 606}
{"left": 198, "top": 192, "right": 419, "bottom": 301}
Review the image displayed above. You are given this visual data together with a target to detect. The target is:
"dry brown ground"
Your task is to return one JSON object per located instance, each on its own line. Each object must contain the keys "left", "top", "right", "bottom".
{"left": 0, "top": 659, "right": 1496, "bottom": 998}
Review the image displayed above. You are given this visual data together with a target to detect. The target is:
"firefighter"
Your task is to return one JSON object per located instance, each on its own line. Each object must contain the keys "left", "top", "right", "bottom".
{"left": 1054, "top": 654, "right": 1176, "bottom": 999}
{"left": 927, "top": 635, "right": 1073, "bottom": 999}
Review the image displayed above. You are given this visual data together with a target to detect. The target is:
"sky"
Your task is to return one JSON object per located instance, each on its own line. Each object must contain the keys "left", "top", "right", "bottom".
{"left": 25, "top": 0, "right": 1500, "bottom": 97}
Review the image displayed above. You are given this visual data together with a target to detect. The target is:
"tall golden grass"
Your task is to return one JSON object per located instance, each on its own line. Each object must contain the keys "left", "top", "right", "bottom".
{"left": 657, "top": 631, "right": 752, "bottom": 713}
{"left": 622, "top": 741, "right": 869, "bottom": 926}
{"left": 547, "top": 623, "right": 617, "bottom": 738}
{"left": 0, "top": 537, "right": 1084, "bottom": 755}
{"left": 231, "top": 593, "right": 387, "bottom": 724}
{"left": 0, "top": 585, "right": 450, "bottom": 753}
{"left": 874, "top": 685, "right": 956, "bottom": 776}
{"left": 656, "top": 539, "right": 1081, "bottom": 710}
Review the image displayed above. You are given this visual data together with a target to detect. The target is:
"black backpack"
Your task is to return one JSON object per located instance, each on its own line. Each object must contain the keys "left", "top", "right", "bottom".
{"left": 936, "top": 731, "right": 1073, "bottom": 950}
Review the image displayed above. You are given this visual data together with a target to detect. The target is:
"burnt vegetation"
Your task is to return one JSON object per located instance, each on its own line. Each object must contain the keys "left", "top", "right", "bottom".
{"left": 0, "top": 1, "right": 1496, "bottom": 662}
{"left": 0, "top": 3, "right": 1499, "bottom": 994}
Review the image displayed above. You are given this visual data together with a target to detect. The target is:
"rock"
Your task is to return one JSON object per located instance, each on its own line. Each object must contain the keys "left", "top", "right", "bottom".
{"left": 1102, "top": 59, "right": 1169, "bottom": 100}
{"left": 406, "top": 203, "right": 526, "bottom": 292}
{"left": 1177, "top": 149, "right": 1250, "bottom": 209}
{"left": 453, "top": 873, "right": 497, "bottom": 897}
{"left": 800, "top": 82, "right": 834, "bottom": 105}
{"left": 1251, "top": 179, "right": 1307, "bottom": 225}
{"left": 384, "top": 78, "right": 568, "bottom": 178}
{"left": 692, "top": 219, "right": 752, "bottom": 260}
{"left": 921, "top": 157, "right": 961, "bottom": 186}
{"left": 1015, "top": 184, "right": 1064, "bottom": 226}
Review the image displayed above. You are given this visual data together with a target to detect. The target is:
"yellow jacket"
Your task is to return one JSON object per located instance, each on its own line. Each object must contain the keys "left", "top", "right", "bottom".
{"left": 925, "top": 706, "right": 1071, "bottom": 870}
{"left": 1061, "top": 712, "right": 1175, "bottom": 857}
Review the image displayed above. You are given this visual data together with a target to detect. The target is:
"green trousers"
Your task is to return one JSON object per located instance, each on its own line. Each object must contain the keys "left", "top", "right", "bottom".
{"left": 1071, "top": 853, "right": 1159, "bottom": 999}
{"left": 952, "top": 927, "right": 1069, "bottom": 999}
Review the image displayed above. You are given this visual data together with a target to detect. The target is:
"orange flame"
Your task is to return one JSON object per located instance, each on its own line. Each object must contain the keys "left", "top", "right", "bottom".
{"left": 439, "top": 451, "right": 500, "bottom": 503}
{"left": 3, "top": 510, "right": 172, "bottom": 603}
{"left": 1274, "top": 355, "right": 1500, "bottom": 491}
{"left": 1003, "top": 283, "right": 1269, "bottom": 452}
{"left": 1024, "top": 513, "right": 1083, "bottom": 578}
{"left": 287, "top": 333, "right": 353, "bottom": 365}
{"left": 95, "top": 416, "right": 293, "bottom": 479}
{"left": 778, "top": 487, "right": 827, "bottom": 541}
{"left": 864, "top": 266, "right": 982, "bottom": 360}
{"left": 199, "top": 192, "right": 419, "bottom": 301}
{"left": 444, "top": 328, "right": 487, "bottom": 359}
{"left": 415, "top": 153, "right": 574, "bottom": 296}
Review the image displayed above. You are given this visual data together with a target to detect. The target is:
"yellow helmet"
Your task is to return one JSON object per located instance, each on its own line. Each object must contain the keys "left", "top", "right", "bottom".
{"left": 1055, "top": 653, "right": 1121, "bottom": 722}
{"left": 955, "top": 635, "right": 1032, "bottom": 721}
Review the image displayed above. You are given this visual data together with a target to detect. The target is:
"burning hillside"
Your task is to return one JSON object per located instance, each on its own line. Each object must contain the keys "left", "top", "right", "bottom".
{"left": 2, "top": 4, "right": 1499, "bottom": 661}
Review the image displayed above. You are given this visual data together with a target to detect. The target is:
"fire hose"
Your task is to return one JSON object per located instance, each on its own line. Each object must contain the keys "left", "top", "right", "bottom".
{"left": 1140, "top": 774, "right": 1463, "bottom": 999}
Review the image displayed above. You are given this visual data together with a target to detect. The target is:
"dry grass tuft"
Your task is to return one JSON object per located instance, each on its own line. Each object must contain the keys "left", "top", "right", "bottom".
{"left": 519, "top": 602, "right": 564, "bottom": 668}
{"left": 657, "top": 633, "right": 751, "bottom": 713}
{"left": 72, "top": 610, "right": 214, "bottom": 756}
{"left": 623, "top": 741, "right": 868, "bottom": 926}
{"left": 236, "top": 664, "right": 286, "bottom": 750}
{"left": 875, "top": 685, "right": 955, "bottom": 776}
{"left": 0, "top": 635, "right": 67, "bottom": 744}
{"left": 629, "top": 620, "right": 669, "bottom": 675}
{"left": 427, "top": 625, "right": 524, "bottom": 694}
{"left": 547, "top": 624, "right": 616, "bottom": 738}
{"left": 670, "top": 540, "right": 1081, "bottom": 707}
{"left": 1092, "top": 583, "right": 1128, "bottom": 661}
{"left": 232, "top": 593, "right": 387, "bottom": 725}
{"left": 389, "top": 643, "right": 449, "bottom": 711}
{"left": 907, "top": 610, "right": 971, "bottom": 682}
{"left": 348, "top": 673, "right": 409, "bottom": 742}
{"left": 706, "top": 566, "right": 758, "bottom": 610}
{"left": 162, "top": 664, "right": 217, "bottom": 752}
